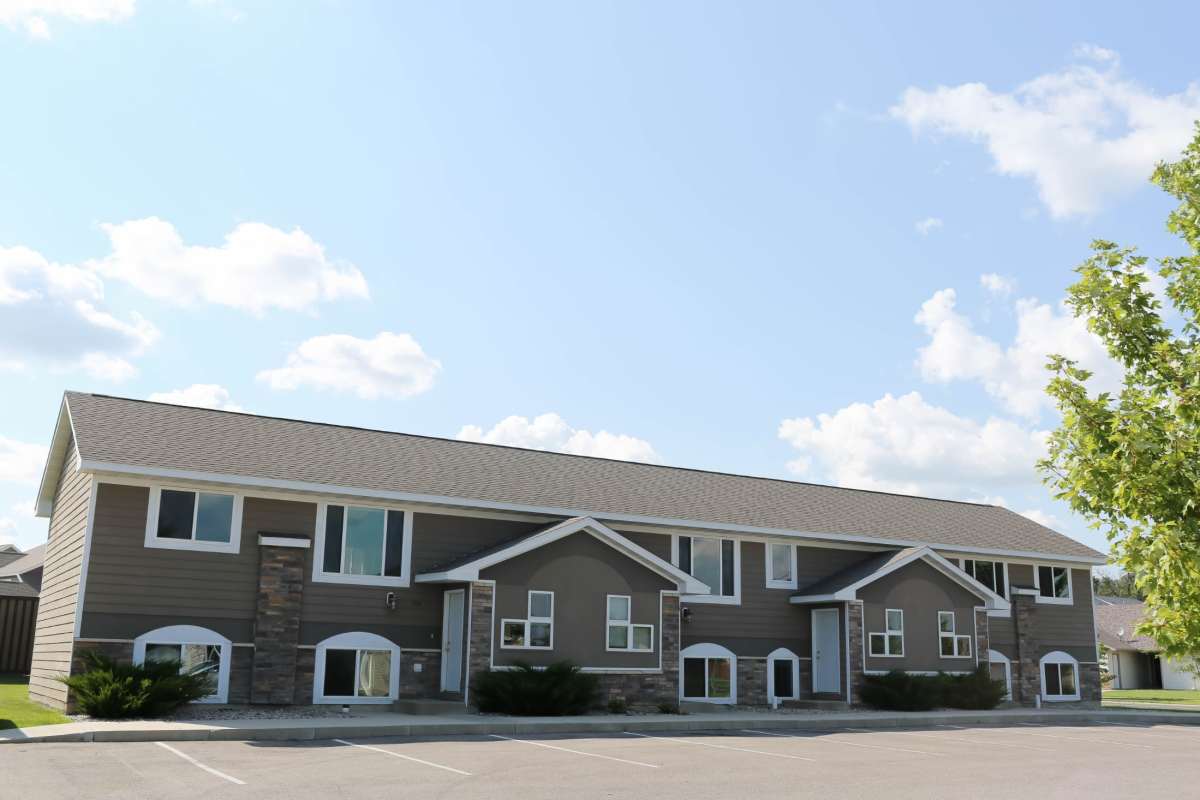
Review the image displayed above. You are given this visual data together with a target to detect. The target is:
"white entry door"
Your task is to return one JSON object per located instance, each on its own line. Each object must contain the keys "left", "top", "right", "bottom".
{"left": 441, "top": 589, "right": 465, "bottom": 692}
{"left": 811, "top": 608, "right": 841, "bottom": 694}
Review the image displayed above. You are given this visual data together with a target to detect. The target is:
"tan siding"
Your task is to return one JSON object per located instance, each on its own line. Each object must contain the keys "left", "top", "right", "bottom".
{"left": 28, "top": 440, "right": 91, "bottom": 709}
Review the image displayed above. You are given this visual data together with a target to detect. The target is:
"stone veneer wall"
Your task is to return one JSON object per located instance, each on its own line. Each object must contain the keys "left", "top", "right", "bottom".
{"left": 250, "top": 541, "right": 307, "bottom": 704}
{"left": 229, "top": 647, "right": 253, "bottom": 704}
{"left": 847, "top": 601, "right": 865, "bottom": 705}
{"left": 466, "top": 581, "right": 494, "bottom": 705}
{"left": 736, "top": 658, "right": 768, "bottom": 707}
{"left": 975, "top": 609, "right": 990, "bottom": 668}
{"left": 1012, "top": 591, "right": 1039, "bottom": 705}
{"left": 399, "top": 651, "right": 442, "bottom": 698}
{"left": 798, "top": 658, "right": 814, "bottom": 698}
{"left": 293, "top": 647, "right": 315, "bottom": 704}
{"left": 595, "top": 594, "right": 681, "bottom": 709}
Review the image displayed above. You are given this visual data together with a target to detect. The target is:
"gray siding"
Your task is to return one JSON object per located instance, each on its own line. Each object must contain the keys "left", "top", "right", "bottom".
{"left": 483, "top": 532, "right": 672, "bottom": 670}
{"left": 29, "top": 439, "right": 90, "bottom": 709}
{"left": 858, "top": 560, "right": 983, "bottom": 672}
{"left": 970, "top": 563, "right": 1097, "bottom": 664}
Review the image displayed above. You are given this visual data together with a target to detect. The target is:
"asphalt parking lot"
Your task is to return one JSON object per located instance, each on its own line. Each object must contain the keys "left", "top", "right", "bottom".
{"left": 4, "top": 722, "right": 1198, "bottom": 800}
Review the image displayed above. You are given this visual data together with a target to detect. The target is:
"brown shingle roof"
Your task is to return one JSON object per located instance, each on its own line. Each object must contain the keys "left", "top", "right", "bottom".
{"left": 61, "top": 392, "right": 1103, "bottom": 561}
{"left": 1095, "top": 597, "right": 1159, "bottom": 652}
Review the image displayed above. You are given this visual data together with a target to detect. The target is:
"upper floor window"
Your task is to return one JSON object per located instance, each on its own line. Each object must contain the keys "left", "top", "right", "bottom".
{"left": 315, "top": 502, "right": 411, "bottom": 587}
{"left": 961, "top": 559, "right": 1007, "bottom": 599}
{"left": 501, "top": 590, "right": 554, "bottom": 650}
{"left": 938, "top": 611, "right": 972, "bottom": 658}
{"left": 868, "top": 608, "right": 904, "bottom": 657}
{"left": 766, "top": 542, "right": 798, "bottom": 589}
{"left": 1035, "top": 565, "right": 1072, "bottom": 603}
{"left": 606, "top": 595, "right": 654, "bottom": 652}
{"left": 144, "top": 487, "right": 243, "bottom": 554}
{"left": 676, "top": 535, "right": 737, "bottom": 600}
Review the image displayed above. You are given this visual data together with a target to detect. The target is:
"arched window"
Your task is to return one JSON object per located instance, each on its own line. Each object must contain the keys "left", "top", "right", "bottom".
{"left": 1039, "top": 650, "right": 1081, "bottom": 701}
{"left": 766, "top": 647, "right": 800, "bottom": 704}
{"left": 987, "top": 649, "right": 1012, "bottom": 701}
{"left": 680, "top": 643, "right": 736, "bottom": 704}
{"left": 313, "top": 632, "right": 401, "bottom": 704}
{"left": 133, "top": 625, "right": 232, "bottom": 704}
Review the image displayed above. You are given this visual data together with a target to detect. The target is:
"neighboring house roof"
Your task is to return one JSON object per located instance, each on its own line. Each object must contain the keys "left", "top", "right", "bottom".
{"left": 38, "top": 392, "right": 1104, "bottom": 563}
{"left": 0, "top": 580, "right": 38, "bottom": 598}
{"left": 789, "top": 546, "right": 1010, "bottom": 612}
{"left": 0, "top": 546, "right": 23, "bottom": 570}
{"left": 0, "top": 543, "right": 45, "bottom": 579}
{"left": 1095, "top": 597, "right": 1159, "bottom": 652}
{"left": 416, "top": 516, "right": 709, "bottom": 594}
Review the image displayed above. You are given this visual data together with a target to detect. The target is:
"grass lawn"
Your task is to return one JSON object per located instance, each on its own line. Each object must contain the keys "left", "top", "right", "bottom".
{"left": 1104, "top": 689, "right": 1200, "bottom": 705}
{"left": 0, "top": 674, "right": 70, "bottom": 730}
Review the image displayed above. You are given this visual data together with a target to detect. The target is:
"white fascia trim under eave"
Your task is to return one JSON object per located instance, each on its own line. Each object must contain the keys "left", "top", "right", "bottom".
{"left": 35, "top": 399, "right": 77, "bottom": 518}
{"left": 74, "top": 459, "right": 1107, "bottom": 565}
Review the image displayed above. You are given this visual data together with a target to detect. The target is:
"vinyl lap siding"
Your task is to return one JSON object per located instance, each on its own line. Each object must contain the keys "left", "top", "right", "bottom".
{"left": 984, "top": 564, "right": 1097, "bottom": 663}
{"left": 28, "top": 440, "right": 91, "bottom": 709}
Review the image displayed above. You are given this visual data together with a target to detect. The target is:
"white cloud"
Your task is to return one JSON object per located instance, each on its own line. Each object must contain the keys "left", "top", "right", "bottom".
{"left": 257, "top": 332, "right": 440, "bottom": 400}
{"left": 915, "top": 217, "right": 944, "bottom": 236}
{"left": 0, "top": 244, "right": 157, "bottom": 380}
{"left": 891, "top": 52, "right": 1200, "bottom": 217}
{"left": 914, "top": 287, "right": 1119, "bottom": 419}
{"left": 457, "top": 413, "right": 661, "bottom": 463}
{"left": 1073, "top": 43, "right": 1119, "bottom": 64}
{"left": 1019, "top": 508, "right": 1062, "bottom": 528}
{"left": 778, "top": 391, "right": 1047, "bottom": 498}
{"left": 0, "top": 437, "right": 48, "bottom": 485}
{"left": 0, "top": 0, "right": 135, "bottom": 38}
{"left": 149, "top": 384, "right": 243, "bottom": 411}
{"left": 979, "top": 273, "right": 1015, "bottom": 297}
{"left": 88, "top": 218, "right": 368, "bottom": 315}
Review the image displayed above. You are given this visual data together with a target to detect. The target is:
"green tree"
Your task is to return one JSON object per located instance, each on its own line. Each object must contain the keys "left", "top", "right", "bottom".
{"left": 1093, "top": 571, "right": 1144, "bottom": 600}
{"left": 1041, "top": 123, "right": 1200, "bottom": 660}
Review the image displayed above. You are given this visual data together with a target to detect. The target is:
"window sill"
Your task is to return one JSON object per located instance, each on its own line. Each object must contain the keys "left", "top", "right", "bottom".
{"left": 681, "top": 594, "right": 741, "bottom": 606}
{"left": 681, "top": 695, "right": 735, "bottom": 705}
{"left": 940, "top": 655, "right": 975, "bottom": 660}
{"left": 1034, "top": 596, "right": 1073, "bottom": 605}
{"left": 144, "top": 537, "right": 239, "bottom": 555}
{"left": 868, "top": 653, "right": 906, "bottom": 659}
{"left": 499, "top": 644, "right": 553, "bottom": 651}
{"left": 314, "top": 696, "right": 395, "bottom": 705}
{"left": 605, "top": 647, "right": 655, "bottom": 654}
{"left": 765, "top": 580, "right": 799, "bottom": 590}
{"left": 311, "top": 572, "right": 410, "bottom": 588}
{"left": 1042, "top": 694, "right": 1081, "bottom": 702}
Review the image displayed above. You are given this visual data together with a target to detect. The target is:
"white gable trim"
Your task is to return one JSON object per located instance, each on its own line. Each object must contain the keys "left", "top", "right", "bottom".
{"left": 35, "top": 399, "right": 79, "bottom": 517}
{"left": 415, "top": 516, "right": 708, "bottom": 594}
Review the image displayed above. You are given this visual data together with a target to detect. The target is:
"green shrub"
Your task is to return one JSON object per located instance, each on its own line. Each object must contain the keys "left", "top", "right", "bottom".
{"left": 656, "top": 700, "right": 682, "bottom": 715}
{"left": 607, "top": 696, "right": 628, "bottom": 714}
{"left": 860, "top": 666, "right": 1006, "bottom": 712}
{"left": 472, "top": 661, "right": 599, "bottom": 716}
{"left": 59, "top": 651, "right": 214, "bottom": 719}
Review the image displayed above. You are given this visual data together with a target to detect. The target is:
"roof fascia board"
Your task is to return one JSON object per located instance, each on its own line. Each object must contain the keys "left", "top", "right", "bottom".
{"left": 35, "top": 399, "right": 76, "bottom": 518}
{"left": 77, "top": 459, "right": 1106, "bottom": 565}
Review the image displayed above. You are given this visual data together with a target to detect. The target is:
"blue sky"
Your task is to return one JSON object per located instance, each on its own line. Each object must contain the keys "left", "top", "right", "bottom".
{"left": 2, "top": 1, "right": 1198, "bottom": 557}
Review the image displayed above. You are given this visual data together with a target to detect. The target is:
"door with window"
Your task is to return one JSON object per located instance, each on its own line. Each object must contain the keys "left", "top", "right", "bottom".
{"left": 441, "top": 589, "right": 465, "bottom": 693}
{"left": 811, "top": 608, "right": 841, "bottom": 694}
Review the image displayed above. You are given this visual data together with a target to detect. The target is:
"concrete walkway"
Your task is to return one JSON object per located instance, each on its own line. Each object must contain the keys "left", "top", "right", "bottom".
{"left": 4, "top": 706, "right": 1199, "bottom": 744}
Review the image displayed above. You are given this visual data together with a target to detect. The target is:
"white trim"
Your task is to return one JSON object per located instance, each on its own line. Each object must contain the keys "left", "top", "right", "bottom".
{"left": 440, "top": 588, "right": 466, "bottom": 693}
{"left": 867, "top": 608, "right": 905, "bottom": 658}
{"left": 1033, "top": 564, "right": 1074, "bottom": 605}
{"left": 959, "top": 557, "right": 1011, "bottom": 618}
{"left": 72, "top": 477, "right": 99, "bottom": 638}
{"left": 133, "top": 625, "right": 232, "bottom": 704}
{"left": 1040, "top": 650, "right": 1082, "bottom": 701}
{"left": 143, "top": 486, "right": 243, "bottom": 554}
{"left": 417, "top": 517, "right": 706, "bottom": 595}
{"left": 35, "top": 399, "right": 77, "bottom": 517}
{"left": 937, "top": 611, "right": 973, "bottom": 659}
{"left": 679, "top": 642, "right": 737, "bottom": 704}
{"left": 988, "top": 649, "right": 1012, "bottom": 701}
{"left": 312, "top": 501, "right": 413, "bottom": 588}
{"left": 765, "top": 541, "right": 798, "bottom": 590}
{"left": 259, "top": 535, "right": 310, "bottom": 549}
{"left": 863, "top": 669, "right": 976, "bottom": 676}
{"left": 766, "top": 647, "right": 801, "bottom": 704}
{"left": 77, "top": 459, "right": 1106, "bottom": 565}
{"left": 499, "top": 590, "right": 555, "bottom": 650}
{"left": 673, "top": 534, "right": 741, "bottom": 604}
{"left": 604, "top": 594, "right": 654, "bottom": 653}
{"left": 313, "top": 631, "right": 402, "bottom": 704}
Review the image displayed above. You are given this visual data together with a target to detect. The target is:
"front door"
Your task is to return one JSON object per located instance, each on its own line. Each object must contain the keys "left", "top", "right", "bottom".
{"left": 441, "top": 589, "right": 465, "bottom": 692}
{"left": 811, "top": 607, "right": 841, "bottom": 694}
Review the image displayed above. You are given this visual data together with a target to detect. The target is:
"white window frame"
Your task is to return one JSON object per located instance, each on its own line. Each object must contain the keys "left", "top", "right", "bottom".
{"left": 143, "top": 486, "right": 243, "bottom": 554}
{"left": 672, "top": 535, "right": 741, "bottom": 605}
{"left": 679, "top": 642, "right": 737, "bottom": 705}
{"left": 988, "top": 649, "right": 1012, "bottom": 701}
{"left": 1040, "top": 650, "right": 1081, "bottom": 702}
{"left": 959, "top": 558, "right": 1009, "bottom": 600}
{"left": 133, "top": 624, "right": 232, "bottom": 704}
{"left": 312, "top": 501, "right": 413, "bottom": 588}
{"left": 868, "top": 608, "right": 905, "bottom": 658}
{"left": 605, "top": 594, "right": 654, "bottom": 653}
{"left": 767, "top": 647, "right": 801, "bottom": 703}
{"left": 313, "top": 631, "right": 401, "bottom": 704}
{"left": 937, "top": 611, "right": 973, "bottom": 659}
{"left": 1033, "top": 564, "right": 1073, "bottom": 605}
{"left": 500, "top": 590, "right": 555, "bottom": 650}
{"left": 765, "top": 542, "right": 798, "bottom": 590}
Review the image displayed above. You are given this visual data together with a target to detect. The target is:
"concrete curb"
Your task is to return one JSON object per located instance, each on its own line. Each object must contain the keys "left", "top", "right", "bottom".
{"left": 5, "top": 708, "right": 1200, "bottom": 745}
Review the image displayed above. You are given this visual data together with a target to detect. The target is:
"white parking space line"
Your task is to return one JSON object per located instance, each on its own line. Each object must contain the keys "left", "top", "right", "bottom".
{"left": 841, "top": 727, "right": 1018, "bottom": 751}
{"left": 626, "top": 731, "right": 815, "bottom": 761}
{"left": 333, "top": 738, "right": 473, "bottom": 776}
{"left": 1013, "top": 723, "right": 1153, "bottom": 749}
{"left": 488, "top": 735, "right": 660, "bottom": 768}
{"left": 153, "top": 742, "right": 246, "bottom": 786}
{"left": 743, "top": 728, "right": 936, "bottom": 756}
